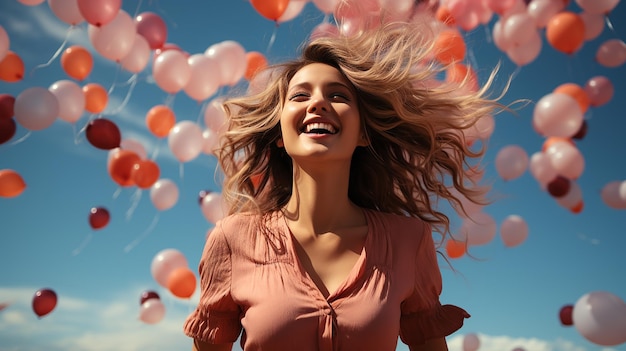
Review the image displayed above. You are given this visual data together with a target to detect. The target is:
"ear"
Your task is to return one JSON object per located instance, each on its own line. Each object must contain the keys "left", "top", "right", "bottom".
{"left": 276, "top": 138, "right": 284, "bottom": 148}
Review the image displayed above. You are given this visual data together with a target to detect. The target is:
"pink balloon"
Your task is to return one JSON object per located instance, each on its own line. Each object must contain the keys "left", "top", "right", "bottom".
{"left": 153, "top": 50, "right": 191, "bottom": 94}
{"left": 502, "top": 13, "right": 537, "bottom": 47}
{"left": 507, "top": 29, "right": 542, "bottom": 66}
{"left": 462, "top": 333, "right": 480, "bottom": 351}
{"left": 579, "top": 12, "right": 605, "bottom": 40}
{"left": 134, "top": 12, "right": 167, "bottom": 50}
{"left": 48, "top": 0, "right": 85, "bottom": 25}
{"left": 485, "top": 0, "right": 517, "bottom": 15}
{"left": 88, "top": 10, "right": 136, "bottom": 62}
{"left": 573, "top": 291, "right": 626, "bottom": 346}
{"left": 492, "top": 19, "right": 510, "bottom": 52}
{"left": 448, "top": 187, "right": 484, "bottom": 218}
{"left": 545, "top": 140, "right": 585, "bottom": 180}
{"left": 447, "top": 0, "right": 493, "bottom": 32}
{"left": 0, "top": 26, "right": 8, "bottom": 61}
{"left": 310, "top": 22, "right": 340, "bottom": 41}
{"left": 151, "top": 248, "right": 188, "bottom": 288}
{"left": 205, "top": 40, "right": 247, "bottom": 86}
{"left": 527, "top": 0, "right": 565, "bottom": 28}
{"left": 77, "top": 0, "right": 121, "bottom": 27}
{"left": 574, "top": 0, "right": 620, "bottom": 14}
{"left": 555, "top": 181, "right": 582, "bottom": 210}
{"left": 201, "top": 128, "right": 219, "bottom": 155}
{"left": 500, "top": 215, "right": 528, "bottom": 247}
{"left": 596, "top": 39, "right": 626, "bottom": 68}
{"left": 584, "top": 76, "right": 614, "bottom": 107}
{"left": 201, "top": 192, "right": 226, "bottom": 224}
{"left": 459, "top": 212, "right": 497, "bottom": 246}
{"left": 139, "top": 298, "right": 165, "bottom": 324}
{"left": 14, "top": 87, "right": 59, "bottom": 131}
{"left": 278, "top": 0, "right": 308, "bottom": 22}
{"left": 495, "top": 144, "right": 529, "bottom": 181}
{"left": 203, "top": 99, "right": 227, "bottom": 134}
{"left": 533, "top": 93, "right": 584, "bottom": 137}
{"left": 168, "top": 121, "right": 203, "bottom": 163}
{"left": 465, "top": 114, "right": 495, "bottom": 144}
{"left": 312, "top": 0, "right": 341, "bottom": 14}
{"left": 600, "top": 181, "right": 626, "bottom": 209}
{"left": 119, "top": 138, "right": 147, "bottom": 159}
{"left": 183, "top": 54, "right": 220, "bottom": 102}
{"left": 119, "top": 34, "right": 151, "bottom": 73}
{"left": 150, "top": 178, "right": 179, "bottom": 211}
{"left": 48, "top": 80, "right": 85, "bottom": 124}
{"left": 529, "top": 151, "right": 558, "bottom": 186}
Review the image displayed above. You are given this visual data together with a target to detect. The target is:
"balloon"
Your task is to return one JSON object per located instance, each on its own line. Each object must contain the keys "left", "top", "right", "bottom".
{"left": 139, "top": 290, "right": 160, "bottom": 305}
{"left": 465, "top": 114, "right": 495, "bottom": 144}
{"left": 32, "top": 288, "right": 57, "bottom": 318}
{"left": 527, "top": 0, "right": 565, "bottom": 29}
{"left": 544, "top": 140, "right": 585, "bottom": 180}
{"left": 201, "top": 191, "right": 226, "bottom": 224}
{"left": 14, "top": 87, "right": 59, "bottom": 131}
{"left": 584, "top": 76, "right": 613, "bottom": 107}
{"left": 167, "top": 266, "right": 196, "bottom": 299}
{"left": 0, "top": 169, "right": 26, "bottom": 197}
{"left": 151, "top": 248, "right": 188, "bottom": 288}
{"left": 494, "top": 145, "right": 529, "bottom": 181}
{"left": 278, "top": 0, "right": 308, "bottom": 22}
{"left": 600, "top": 181, "right": 626, "bottom": 209}
{"left": 579, "top": 12, "right": 605, "bottom": 40}
{"left": 485, "top": 0, "right": 518, "bottom": 15}
{"left": 312, "top": 0, "right": 341, "bottom": 14}
{"left": 0, "top": 51, "right": 25, "bottom": 82}
{"left": 203, "top": 99, "right": 227, "bottom": 134}
{"left": 77, "top": 0, "right": 121, "bottom": 27}
{"left": 250, "top": 0, "right": 290, "bottom": 21}
{"left": 434, "top": 29, "right": 466, "bottom": 65}
{"left": 445, "top": 63, "right": 478, "bottom": 93}
{"left": 435, "top": 5, "right": 456, "bottom": 25}
{"left": 131, "top": 159, "right": 160, "bottom": 189}
{"left": 168, "top": 121, "right": 203, "bottom": 163}
{"left": 120, "top": 138, "right": 147, "bottom": 159}
{"left": 0, "top": 25, "right": 9, "bottom": 61}
{"left": 553, "top": 83, "right": 589, "bottom": 114}
{"left": 152, "top": 49, "right": 191, "bottom": 94}
{"left": 445, "top": 239, "right": 466, "bottom": 259}
{"left": 500, "top": 214, "right": 528, "bottom": 247}
{"left": 596, "top": 39, "right": 626, "bottom": 68}
{"left": 86, "top": 118, "right": 121, "bottom": 150}
{"left": 560, "top": 304, "right": 574, "bottom": 326}
{"left": 134, "top": 12, "right": 167, "bottom": 50}
{"left": 146, "top": 105, "right": 176, "bottom": 138}
{"left": 0, "top": 118, "right": 16, "bottom": 144}
{"left": 48, "top": 80, "right": 85, "bottom": 124}
{"left": 459, "top": 212, "right": 497, "bottom": 246}
{"left": 506, "top": 30, "right": 542, "bottom": 66}
{"left": 529, "top": 151, "right": 558, "bottom": 187}
{"left": 60, "top": 45, "right": 93, "bottom": 81}
{"left": 574, "top": 0, "right": 620, "bottom": 14}
{"left": 139, "top": 298, "right": 165, "bottom": 324}
{"left": 546, "top": 12, "right": 585, "bottom": 54}
{"left": 19, "top": 0, "right": 45, "bottom": 5}
{"left": 462, "top": 333, "right": 480, "bottom": 351}
{"left": 201, "top": 128, "right": 219, "bottom": 155}
{"left": 532, "top": 93, "right": 584, "bottom": 138}
{"left": 82, "top": 83, "right": 108, "bottom": 114}
{"left": 573, "top": 291, "right": 626, "bottom": 346}
{"left": 48, "top": 0, "right": 85, "bottom": 25}
{"left": 502, "top": 12, "right": 537, "bottom": 48}
{"left": 0, "top": 94, "right": 15, "bottom": 119}
{"left": 555, "top": 181, "right": 583, "bottom": 212}
{"left": 205, "top": 40, "right": 247, "bottom": 86}
{"left": 119, "top": 34, "right": 151, "bottom": 73}
{"left": 150, "top": 178, "right": 179, "bottom": 211}
{"left": 244, "top": 51, "right": 268, "bottom": 80}
{"left": 547, "top": 175, "right": 570, "bottom": 198}
{"left": 184, "top": 54, "right": 220, "bottom": 102}
{"left": 87, "top": 9, "right": 136, "bottom": 62}
{"left": 107, "top": 148, "right": 140, "bottom": 187}
{"left": 89, "top": 206, "right": 110, "bottom": 230}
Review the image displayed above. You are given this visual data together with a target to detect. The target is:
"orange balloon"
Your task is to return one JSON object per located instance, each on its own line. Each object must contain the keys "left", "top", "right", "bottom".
{"left": 434, "top": 30, "right": 466, "bottom": 65}
{"left": 445, "top": 63, "right": 478, "bottom": 92}
{"left": 250, "top": 0, "right": 289, "bottom": 21}
{"left": 61, "top": 45, "right": 93, "bottom": 81}
{"left": 0, "top": 51, "right": 25, "bottom": 82}
{"left": 83, "top": 83, "right": 108, "bottom": 114}
{"left": 436, "top": 5, "right": 456, "bottom": 26}
{"left": 570, "top": 201, "right": 583, "bottom": 214}
{"left": 553, "top": 83, "right": 590, "bottom": 114}
{"left": 107, "top": 149, "right": 141, "bottom": 187}
{"left": 542, "top": 136, "right": 575, "bottom": 152}
{"left": 445, "top": 239, "right": 466, "bottom": 259}
{"left": 0, "top": 169, "right": 26, "bottom": 197}
{"left": 546, "top": 12, "right": 585, "bottom": 54}
{"left": 244, "top": 51, "right": 268, "bottom": 80}
{"left": 131, "top": 159, "right": 160, "bottom": 189}
{"left": 167, "top": 266, "right": 196, "bottom": 299}
{"left": 146, "top": 105, "right": 176, "bottom": 138}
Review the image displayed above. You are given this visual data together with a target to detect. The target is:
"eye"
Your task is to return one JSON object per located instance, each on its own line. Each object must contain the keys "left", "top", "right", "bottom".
{"left": 288, "top": 92, "right": 309, "bottom": 101}
{"left": 330, "top": 92, "right": 350, "bottom": 101}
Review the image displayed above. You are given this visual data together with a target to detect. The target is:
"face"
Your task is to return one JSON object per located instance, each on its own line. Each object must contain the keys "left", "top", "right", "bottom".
{"left": 278, "top": 63, "right": 367, "bottom": 165}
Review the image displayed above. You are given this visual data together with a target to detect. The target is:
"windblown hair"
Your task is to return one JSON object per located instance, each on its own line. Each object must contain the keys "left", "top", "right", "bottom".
{"left": 215, "top": 19, "right": 505, "bottom": 241}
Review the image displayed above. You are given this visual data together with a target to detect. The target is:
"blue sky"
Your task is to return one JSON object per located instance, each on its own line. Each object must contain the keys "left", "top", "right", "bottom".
{"left": 1, "top": 1, "right": 625, "bottom": 351}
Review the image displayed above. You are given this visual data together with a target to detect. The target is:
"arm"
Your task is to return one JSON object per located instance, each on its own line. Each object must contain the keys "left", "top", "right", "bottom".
{"left": 409, "top": 337, "right": 448, "bottom": 351}
{"left": 192, "top": 338, "right": 233, "bottom": 351}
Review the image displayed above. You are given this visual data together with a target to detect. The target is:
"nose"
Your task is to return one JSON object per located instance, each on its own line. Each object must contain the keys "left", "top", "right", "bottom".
{"left": 307, "top": 95, "right": 329, "bottom": 113}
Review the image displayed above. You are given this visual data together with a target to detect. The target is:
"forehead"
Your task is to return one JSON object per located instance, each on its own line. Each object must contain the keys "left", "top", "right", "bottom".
{"left": 288, "top": 63, "right": 351, "bottom": 88}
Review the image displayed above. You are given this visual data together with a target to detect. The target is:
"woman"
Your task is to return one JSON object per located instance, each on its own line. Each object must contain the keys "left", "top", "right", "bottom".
{"left": 184, "top": 16, "right": 502, "bottom": 351}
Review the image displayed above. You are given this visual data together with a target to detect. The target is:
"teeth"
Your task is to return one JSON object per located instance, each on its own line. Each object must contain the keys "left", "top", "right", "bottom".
{"left": 304, "top": 123, "right": 337, "bottom": 134}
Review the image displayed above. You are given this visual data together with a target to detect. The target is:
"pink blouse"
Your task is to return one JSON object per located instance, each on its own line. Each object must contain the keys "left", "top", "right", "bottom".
{"left": 183, "top": 209, "right": 469, "bottom": 351}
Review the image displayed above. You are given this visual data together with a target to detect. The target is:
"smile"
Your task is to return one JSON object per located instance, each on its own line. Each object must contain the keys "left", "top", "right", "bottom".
{"left": 302, "top": 122, "right": 338, "bottom": 135}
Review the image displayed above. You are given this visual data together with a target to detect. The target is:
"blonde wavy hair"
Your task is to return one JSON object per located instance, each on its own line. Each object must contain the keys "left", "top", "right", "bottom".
{"left": 215, "top": 19, "right": 505, "bottom": 240}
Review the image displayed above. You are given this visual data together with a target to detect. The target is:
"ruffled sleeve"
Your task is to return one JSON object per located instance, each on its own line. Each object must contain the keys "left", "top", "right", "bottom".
{"left": 399, "top": 221, "right": 470, "bottom": 346}
{"left": 183, "top": 220, "right": 242, "bottom": 344}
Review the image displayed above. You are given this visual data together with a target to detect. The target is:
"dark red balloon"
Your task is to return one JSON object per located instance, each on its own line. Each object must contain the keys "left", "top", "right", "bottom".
{"left": 0, "top": 118, "right": 16, "bottom": 144}
{"left": 135, "top": 12, "right": 167, "bottom": 50}
{"left": 572, "top": 120, "right": 588, "bottom": 140}
{"left": 140, "top": 290, "right": 160, "bottom": 305}
{"left": 547, "top": 176, "right": 570, "bottom": 198}
{"left": 32, "top": 288, "right": 57, "bottom": 318}
{"left": 86, "top": 118, "right": 121, "bottom": 150}
{"left": 0, "top": 94, "right": 15, "bottom": 119}
{"left": 198, "top": 189, "right": 211, "bottom": 205}
{"left": 559, "top": 304, "right": 574, "bottom": 326}
{"left": 89, "top": 206, "right": 110, "bottom": 230}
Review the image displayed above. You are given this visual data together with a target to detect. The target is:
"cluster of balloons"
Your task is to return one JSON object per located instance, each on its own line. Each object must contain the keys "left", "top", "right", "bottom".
{"left": 150, "top": 248, "right": 196, "bottom": 300}
{"left": 32, "top": 288, "right": 57, "bottom": 318}
{"left": 559, "top": 291, "right": 626, "bottom": 346}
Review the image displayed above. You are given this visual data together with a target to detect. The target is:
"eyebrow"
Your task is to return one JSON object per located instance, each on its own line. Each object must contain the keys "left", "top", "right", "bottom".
{"left": 288, "top": 81, "right": 354, "bottom": 92}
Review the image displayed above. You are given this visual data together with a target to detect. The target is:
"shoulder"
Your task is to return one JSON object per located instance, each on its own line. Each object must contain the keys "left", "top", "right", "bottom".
{"left": 367, "top": 210, "right": 433, "bottom": 250}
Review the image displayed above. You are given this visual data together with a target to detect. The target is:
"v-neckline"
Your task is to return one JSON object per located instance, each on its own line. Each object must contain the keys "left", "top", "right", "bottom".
{"left": 279, "top": 209, "right": 372, "bottom": 301}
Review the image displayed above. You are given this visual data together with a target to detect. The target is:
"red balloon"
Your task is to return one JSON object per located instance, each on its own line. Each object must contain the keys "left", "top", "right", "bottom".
{"left": 0, "top": 118, "right": 16, "bottom": 144}
{"left": 559, "top": 304, "right": 574, "bottom": 326}
{"left": 86, "top": 118, "right": 121, "bottom": 150}
{"left": 0, "top": 94, "right": 15, "bottom": 119}
{"left": 89, "top": 206, "right": 110, "bottom": 230}
{"left": 572, "top": 120, "right": 588, "bottom": 140}
{"left": 135, "top": 12, "right": 167, "bottom": 50}
{"left": 140, "top": 290, "right": 160, "bottom": 305}
{"left": 32, "top": 288, "right": 57, "bottom": 318}
{"left": 547, "top": 175, "right": 571, "bottom": 198}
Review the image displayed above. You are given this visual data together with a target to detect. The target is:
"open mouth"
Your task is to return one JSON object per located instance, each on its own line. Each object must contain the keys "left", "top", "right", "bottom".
{"left": 301, "top": 122, "right": 338, "bottom": 135}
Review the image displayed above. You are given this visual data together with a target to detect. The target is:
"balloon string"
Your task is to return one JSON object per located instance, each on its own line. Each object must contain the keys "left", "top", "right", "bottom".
{"left": 196, "top": 100, "right": 208, "bottom": 125}
{"left": 9, "top": 130, "right": 31, "bottom": 146}
{"left": 30, "top": 25, "right": 76, "bottom": 77}
{"left": 107, "top": 74, "right": 139, "bottom": 116}
{"left": 164, "top": 94, "right": 176, "bottom": 109}
{"left": 74, "top": 113, "right": 99, "bottom": 144}
{"left": 605, "top": 14, "right": 616, "bottom": 34}
{"left": 71, "top": 232, "right": 93, "bottom": 256}
{"left": 483, "top": 23, "right": 492, "bottom": 43}
{"left": 112, "top": 187, "right": 122, "bottom": 200}
{"left": 510, "top": 66, "right": 522, "bottom": 81}
{"left": 266, "top": 22, "right": 279, "bottom": 54}
{"left": 123, "top": 213, "right": 160, "bottom": 253}
{"left": 106, "top": 64, "right": 123, "bottom": 97}
{"left": 179, "top": 162, "right": 185, "bottom": 183}
{"left": 150, "top": 139, "right": 163, "bottom": 161}
{"left": 133, "top": 0, "right": 144, "bottom": 17}
{"left": 126, "top": 188, "right": 143, "bottom": 221}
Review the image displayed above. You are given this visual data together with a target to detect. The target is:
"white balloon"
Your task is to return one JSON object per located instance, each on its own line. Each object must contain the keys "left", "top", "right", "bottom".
{"left": 459, "top": 212, "right": 497, "bottom": 246}
{"left": 168, "top": 121, "right": 203, "bottom": 163}
{"left": 500, "top": 214, "right": 528, "bottom": 247}
{"left": 573, "top": 291, "right": 626, "bottom": 346}
{"left": 201, "top": 192, "right": 227, "bottom": 225}
{"left": 150, "top": 178, "right": 179, "bottom": 211}
{"left": 495, "top": 145, "right": 529, "bottom": 181}
{"left": 139, "top": 298, "right": 166, "bottom": 324}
